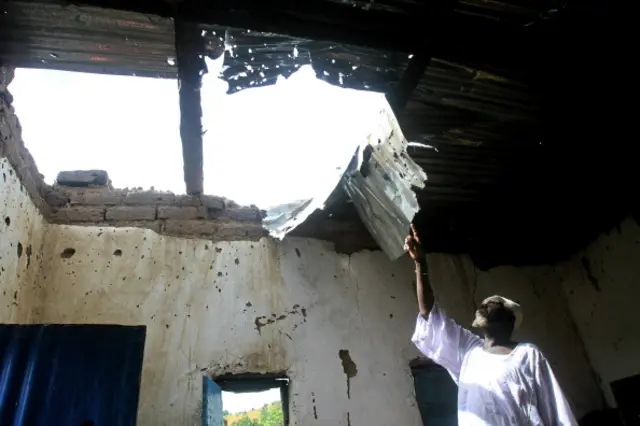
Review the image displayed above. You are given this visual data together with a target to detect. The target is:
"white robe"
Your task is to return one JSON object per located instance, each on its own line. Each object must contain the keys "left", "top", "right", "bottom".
{"left": 412, "top": 303, "right": 578, "bottom": 426}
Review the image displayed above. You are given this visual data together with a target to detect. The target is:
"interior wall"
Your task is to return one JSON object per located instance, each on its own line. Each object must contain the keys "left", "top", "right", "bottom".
{"left": 38, "top": 225, "right": 425, "bottom": 426}
{"left": 559, "top": 216, "right": 640, "bottom": 406}
{"left": 36, "top": 221, "right": 606, "bottom": 424}
{"left": 0, "top": 157, "right": 45, "bottom": 323}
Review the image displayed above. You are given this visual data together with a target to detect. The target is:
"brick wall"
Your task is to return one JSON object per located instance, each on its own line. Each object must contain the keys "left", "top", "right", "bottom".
{"left": 1, "top": 65, "right": 377, "bottom": 250}
{"left": 48, "top": 185, "right": 266, "bottom": 241}
{"left": 1, "top": 64, "right": 265, "bottom": 241}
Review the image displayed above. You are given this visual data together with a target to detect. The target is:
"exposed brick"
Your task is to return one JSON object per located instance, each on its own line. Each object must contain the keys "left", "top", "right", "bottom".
{"left": 125, "top": 191, "right": 175, "bottom": 205}
{"left": 164, "top": 220, "right": 219, "bottom": 236}
{"left": 157, "top": 205, "right": 206, "bottom": 220}
{"left": 106, "top": 206, "right": 156, "bottom": 221}
{"left": 56, "top": 187, "right": 124, "bottom": 205}
{"left": 50, "top": 206, "right": 106, "bottom": 222}
{"left": 210, "top": 207, "right": 262, "bottom": 222}
{"left": 200, "top": 195, "right": 225, "bottom": 210}
{"left": 175, "top": 195, "right": 202, "bottom": 207}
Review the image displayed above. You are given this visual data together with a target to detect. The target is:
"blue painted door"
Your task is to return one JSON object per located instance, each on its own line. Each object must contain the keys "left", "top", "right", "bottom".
{"left": 203, "top": 377, "right": 223, "bottom": 426}
{"left": 0, "top": 324, "right": 146, "bottom": 426}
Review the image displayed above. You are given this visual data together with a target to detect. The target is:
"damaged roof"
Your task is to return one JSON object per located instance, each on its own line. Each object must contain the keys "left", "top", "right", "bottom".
{"left": 0, "top": 0, "right": 632, "bottom": 268}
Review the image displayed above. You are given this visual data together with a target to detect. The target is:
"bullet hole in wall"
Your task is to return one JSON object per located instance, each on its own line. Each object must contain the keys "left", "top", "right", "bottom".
{"left": 4, "top": 216, "right": 9, "bottom": 226}
{"left": 17, "top": 242, "right": 23, "bottom": 258}
{"left": 60, "top": 248, "right": 76, "bottom": 259}
{"left": 113, "top": 249, "right": 122, "bottom": 256}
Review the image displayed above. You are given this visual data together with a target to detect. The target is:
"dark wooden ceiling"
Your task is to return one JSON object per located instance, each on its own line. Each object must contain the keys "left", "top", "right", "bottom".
{"left": 0, "top": 0, "right": 632, "bottom": 268}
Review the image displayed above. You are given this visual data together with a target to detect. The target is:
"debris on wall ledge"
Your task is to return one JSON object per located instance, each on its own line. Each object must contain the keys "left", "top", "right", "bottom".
{"left": 45, "top": 181, "right": 267, "bottom": 241}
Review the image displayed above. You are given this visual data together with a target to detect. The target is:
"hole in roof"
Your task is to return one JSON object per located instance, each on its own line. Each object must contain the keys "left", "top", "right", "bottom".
{"left": 11, "top": 68, "right": 184, "bottom": 192}
{"left": 201, "top": 56, "right": 386, "bottom": 209}
{"left": 10, "top": 54, "right": 387, "bottom": 209}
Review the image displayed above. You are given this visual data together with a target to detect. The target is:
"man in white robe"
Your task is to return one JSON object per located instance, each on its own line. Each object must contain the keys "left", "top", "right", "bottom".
{"left": 405, "top": 225, "right": 577, "bottom": 426}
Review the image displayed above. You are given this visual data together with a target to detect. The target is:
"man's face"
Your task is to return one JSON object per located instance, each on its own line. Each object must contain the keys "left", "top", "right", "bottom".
{"left": 472, "top": 296, "right": 512, "bottom": 329}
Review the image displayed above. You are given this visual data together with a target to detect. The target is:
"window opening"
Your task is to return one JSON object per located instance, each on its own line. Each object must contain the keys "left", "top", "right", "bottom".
{"left": 203, "top": 373, "right": 289, "bottom": 426}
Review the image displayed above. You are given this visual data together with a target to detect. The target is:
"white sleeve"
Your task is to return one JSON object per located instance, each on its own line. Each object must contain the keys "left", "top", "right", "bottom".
{"left": 534, "top": 355, "right": 578, "bottom": 426}
{"left": 411, "top": 302, "right": 482, "bottom": 383}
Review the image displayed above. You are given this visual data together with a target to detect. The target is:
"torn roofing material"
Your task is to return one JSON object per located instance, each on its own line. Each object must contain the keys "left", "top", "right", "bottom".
{"left": 263, "top": 99, "right": 426, "bottom": 260}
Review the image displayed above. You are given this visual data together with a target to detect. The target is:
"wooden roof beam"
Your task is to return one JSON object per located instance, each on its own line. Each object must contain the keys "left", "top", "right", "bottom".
{"left": 175, "top": 19, "right": 205, "bottom": 195}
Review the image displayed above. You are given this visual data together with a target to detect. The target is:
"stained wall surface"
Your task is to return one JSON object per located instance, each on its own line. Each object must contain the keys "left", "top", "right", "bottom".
{"left": 38, "top": 225, "right": 426, "bottom": 426}
{"left": 559, "top": 217, "right": 640, "bottom": 406}
{"left": 37, "top": 221, "right": 606, "bottom": 425}
{"left": 0, "top": 157, "right": 45, "bottom": 323}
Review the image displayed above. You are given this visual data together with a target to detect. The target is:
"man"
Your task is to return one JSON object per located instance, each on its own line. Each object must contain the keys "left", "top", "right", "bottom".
{"left": 405, "top": 225, "right": 577, "bottom": 426}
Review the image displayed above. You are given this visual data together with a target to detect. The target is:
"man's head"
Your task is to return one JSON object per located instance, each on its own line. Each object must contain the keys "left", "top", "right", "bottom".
{"left": 472, "top": 295, "right": 523, "bottom": 335}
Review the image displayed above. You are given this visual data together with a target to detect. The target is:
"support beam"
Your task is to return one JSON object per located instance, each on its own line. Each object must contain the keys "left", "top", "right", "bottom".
{"left": 387, "top": 52, "right": 432, "bottom": 114}
{"left": 175, "top": 20, "right": 205, "bottom": 195}
{"left": 387, "top": 0, "right": 458, "bottom": 116}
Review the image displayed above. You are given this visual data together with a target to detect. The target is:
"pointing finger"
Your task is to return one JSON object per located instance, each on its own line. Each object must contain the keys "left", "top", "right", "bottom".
{"left": 410, "top": 224, "right": 421, "bottom": 244}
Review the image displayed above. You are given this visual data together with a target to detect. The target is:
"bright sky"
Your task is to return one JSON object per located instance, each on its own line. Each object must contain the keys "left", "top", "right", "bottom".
{"left": 222, "top": 389, "right": 280, "bottom": 414}
{"left": 10, "top": 56, "right": 386, "bottom": 208}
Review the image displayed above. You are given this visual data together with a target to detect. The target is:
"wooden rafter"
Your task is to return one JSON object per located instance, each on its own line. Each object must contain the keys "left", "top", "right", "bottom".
{"left": 175, "top": 19, "right": 205, "bottom": 195}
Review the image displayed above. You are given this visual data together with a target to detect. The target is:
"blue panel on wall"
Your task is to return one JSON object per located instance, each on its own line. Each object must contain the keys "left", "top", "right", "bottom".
{"left": 0, "top": 324, "right": 146, "bottom": 426}
{"left": 202, "top": 377, "right": 223, "bottom": 426}
{"left": 413, "top": 366, "right": 458, "bottom": 426}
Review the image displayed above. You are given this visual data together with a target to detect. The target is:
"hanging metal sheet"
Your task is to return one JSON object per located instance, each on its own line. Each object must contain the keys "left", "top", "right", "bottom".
{"left": 0, "top": 324, "right": 146, "bottom": 426}
{"left": 263, "top": 100, "right": 426, "bottom": 260}
{"left": 341, "top": 104, "right": 426, "bottom": 260}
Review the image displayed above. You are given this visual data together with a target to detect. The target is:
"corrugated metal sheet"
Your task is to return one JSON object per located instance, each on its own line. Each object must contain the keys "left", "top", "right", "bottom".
{"left": 324, "top": 0, "right": 560, "bottom": 26}
{"left": 0, "top": 2, "right": 177, "bottom": 78}
{"left": 0, "top": 324, "right": 146, "bottom": 426}
{"left": 341, "top": 106, "right": 426, "bottom": 260}
{"left": 265, "top": 100, "right": 425, "bottom": 260}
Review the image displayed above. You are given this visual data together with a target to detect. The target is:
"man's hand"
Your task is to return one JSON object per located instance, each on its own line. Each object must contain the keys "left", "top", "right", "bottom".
{"left": 404, "top": 224, "right": 424, "bottom": 263}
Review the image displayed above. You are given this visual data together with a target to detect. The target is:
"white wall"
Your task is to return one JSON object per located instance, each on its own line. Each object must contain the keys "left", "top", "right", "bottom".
{"left": 0, "top": 157, "right": 45, "bottom": 323}
{"left": 36, "top": 220, "right": 606, "bottom": 424}
{"left": 560, "top": 217, "right": 640, "bottom": 406}
{"left": 38, "top": 225, "right": 425, "bottom": 426}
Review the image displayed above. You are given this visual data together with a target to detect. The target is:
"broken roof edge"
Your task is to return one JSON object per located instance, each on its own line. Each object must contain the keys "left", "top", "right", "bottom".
{"left": 264, "top": 100, "right": 426, "bottom": 260}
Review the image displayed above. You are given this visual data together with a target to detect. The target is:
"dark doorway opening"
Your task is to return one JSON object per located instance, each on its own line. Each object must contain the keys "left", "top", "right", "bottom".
{"left": 611, "top": 374, "right": 640, "bottom": 426}
{"left": 411, "top": 359, "right": 458, "bottom": 426}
